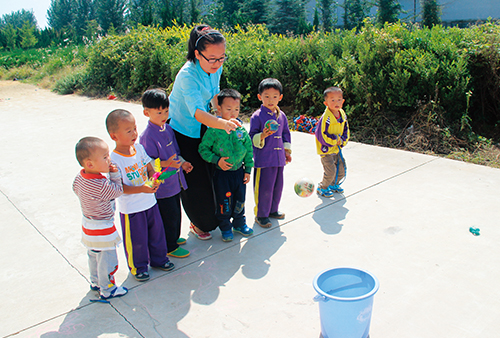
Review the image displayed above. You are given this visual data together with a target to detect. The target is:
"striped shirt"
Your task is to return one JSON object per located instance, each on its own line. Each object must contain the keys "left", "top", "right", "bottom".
{"left": 73, "top": 170, "right": 123, "bottom": 250}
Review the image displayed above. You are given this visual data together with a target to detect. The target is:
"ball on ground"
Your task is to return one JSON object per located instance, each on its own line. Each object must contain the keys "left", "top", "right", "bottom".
{"left": 294, "top": 177, "right": 315, "bottom": 198}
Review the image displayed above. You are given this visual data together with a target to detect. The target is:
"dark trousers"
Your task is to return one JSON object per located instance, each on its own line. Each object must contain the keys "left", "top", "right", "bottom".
{"left": 173, "top": 129, "right": 218, "bottom": 232}
{"left": 157, "top": 193, "right": 181, "bottom": 253}
{"left": 213, "top": 167, "right": 246, "bottom": 232}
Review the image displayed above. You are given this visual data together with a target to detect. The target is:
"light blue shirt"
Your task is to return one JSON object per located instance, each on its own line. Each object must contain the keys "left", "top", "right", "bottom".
{"left": 169, "top": 61, "right": 222, "bottom": 138}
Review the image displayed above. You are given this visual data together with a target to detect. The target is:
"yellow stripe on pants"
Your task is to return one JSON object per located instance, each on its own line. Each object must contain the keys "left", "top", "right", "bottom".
{"left": 254, "top": 168, "right": 261, "bottom": 216}
{"left": 123, "top": 214, "right": 137, "bottom": 275}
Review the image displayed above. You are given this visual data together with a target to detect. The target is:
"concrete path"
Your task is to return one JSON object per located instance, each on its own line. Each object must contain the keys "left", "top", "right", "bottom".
{"left": 1, "top": 81, "right": 499, "bottom": 338}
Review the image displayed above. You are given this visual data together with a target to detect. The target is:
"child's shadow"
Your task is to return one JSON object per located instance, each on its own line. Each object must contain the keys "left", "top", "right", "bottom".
{"left": 312, "top": 195, "right": 348, "bottom": 235}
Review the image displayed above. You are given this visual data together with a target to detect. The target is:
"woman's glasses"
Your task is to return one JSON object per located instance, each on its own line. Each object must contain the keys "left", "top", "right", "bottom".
{"left": 198, "top": 51, "right": 229, "bottom": 64}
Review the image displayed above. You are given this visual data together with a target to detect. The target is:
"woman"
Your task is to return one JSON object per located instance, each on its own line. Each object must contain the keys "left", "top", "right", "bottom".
{"left": 169, "top": 25, "right": 240, "bottom": 240}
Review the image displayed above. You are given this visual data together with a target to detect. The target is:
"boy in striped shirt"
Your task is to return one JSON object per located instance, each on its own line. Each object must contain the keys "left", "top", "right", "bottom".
{"left": 73, "top": 136, "right": 128, "bottom": 300}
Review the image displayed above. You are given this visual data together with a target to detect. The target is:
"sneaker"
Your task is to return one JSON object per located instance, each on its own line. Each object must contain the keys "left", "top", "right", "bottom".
{"left": 177, "top": 237, "right": 187, "bottom": 245}
{"left": 221, "top": 230, "right": 234, "bottom": 242}
{"left": 255, "top": 217, "right": 272, "bottom": 228}
{"left": 153, "top": 261, "right": 175, "bottom": 271}
{"left": 233, "top": 225, "right": 254, "bottom": 236}
{"left": 269, "top": 211, "right": 285, "bottom": 219}
{"left": 100, "top": 286, "right": 128, "bottom": 300}
{"left": 328, "top": 184, "right": 344, "bottom": 193}
{"left": 90, "top": 283, "right": 99, "bottom": 292}
{"left": 134, "top": 272, "right": 150, "bottom": 282}
{"left": 168, "top": 247, "right": 190, "bottom": 258}
{"left": 317, "top": 186, "right": 334, "bottom": 198}
{"left": 190, "top": 223, "right": 212, "bottom": 240}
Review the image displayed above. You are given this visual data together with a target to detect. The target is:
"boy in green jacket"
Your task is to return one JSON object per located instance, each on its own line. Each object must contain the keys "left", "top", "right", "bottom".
{"left": 199, "top": 89, "right": 254, "bottom": 242}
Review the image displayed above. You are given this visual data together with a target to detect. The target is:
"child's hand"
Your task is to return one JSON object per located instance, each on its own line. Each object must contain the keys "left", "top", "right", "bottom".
{"left": 336, "top": 138, "right": 342, "bottom": 146}
{"left": 261, "top": 127, "right": 275, "bottom": 141}
{"left": 218, "top": 157, "right": 233, "bottom": 171}
{"left": 223, "top": 119, "right": 241, "bottom": 134}
{"left": 285, "top": 151, "right": 292, "bottom": 164}
{"left": 182, "top": 161, "right": 193, "bottom": 173}
{"left": 162, "top": 154, "right": 181, "bottom": 169}
{"left": 243, "top": 173, "right": 250, "bottom": 184}
{"left": 142, "top": 182, "right": 159, "bottom": 194}
{"left": 109, "top": 163, "right": 118, "bottom": 172}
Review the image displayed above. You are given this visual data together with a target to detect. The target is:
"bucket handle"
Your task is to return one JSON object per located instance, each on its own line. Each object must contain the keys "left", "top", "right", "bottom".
{"left": 313, "top": 294, "right": 328, "bottom": 302}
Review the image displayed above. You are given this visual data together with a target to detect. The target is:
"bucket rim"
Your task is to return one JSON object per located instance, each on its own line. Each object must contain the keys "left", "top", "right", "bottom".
{"left": 313, "top": 266, "right": 380, "bottom": 302}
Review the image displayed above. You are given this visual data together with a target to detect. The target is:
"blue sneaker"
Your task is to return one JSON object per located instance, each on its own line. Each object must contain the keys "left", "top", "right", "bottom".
{"left": 328, "top": 184, "right": 344, "bottom": 193}
{"left": 221, "top": 230, "right": 234, "bottom": 242}
{"left": 233, "top": 225, "right": 254, "bottom": 237}
{"left": 317, "top": 186, "right": 334, "bottom": 197}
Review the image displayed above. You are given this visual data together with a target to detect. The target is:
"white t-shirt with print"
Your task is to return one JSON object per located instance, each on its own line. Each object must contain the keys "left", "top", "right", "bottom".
{"left": 111, "top": 144, "right": 156, "bottom": 214}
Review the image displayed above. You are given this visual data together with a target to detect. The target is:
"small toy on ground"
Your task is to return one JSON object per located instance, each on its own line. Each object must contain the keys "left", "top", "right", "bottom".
{"left": 294, "top": 177, "right": 315, "bottom": 197}
{"left": 469, "top": 227, "right": 480, "bottom": 236}
{"left": 293, "top": 115, "right": 320, "bottom": 134}
{"left": 265, "top": 119, "right": 279, "bottom": 132}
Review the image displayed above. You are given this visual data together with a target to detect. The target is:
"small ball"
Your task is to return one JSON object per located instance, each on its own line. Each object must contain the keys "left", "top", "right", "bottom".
{"left": 294, "top": 177, "right": 315, "bottom": 198}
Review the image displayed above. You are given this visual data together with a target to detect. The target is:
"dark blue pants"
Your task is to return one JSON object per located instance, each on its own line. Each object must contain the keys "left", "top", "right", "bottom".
{"left": 213, "top": 167, "right": 246, "bottom": 232}
{"left": 157, "top": 193, "right": 181, "bottom": 253}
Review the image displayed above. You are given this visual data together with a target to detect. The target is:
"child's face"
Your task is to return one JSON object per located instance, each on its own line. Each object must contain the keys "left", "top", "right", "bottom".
{"left": 195, "top": 42, "right": 226, "bottom": 74}
{"left": 324, "top": 91, "right": 345, "bottom": 114}
{"left": 86, "top": 141, "right": 111, "bottom": 174}
{"left": 144, "top": 106, "right": 169, "bottom": 127}
{"left": 217, "top": 97, "right": 240, "bottom": 121}
{"left": 257, "top": 88, "right": 283, "bottom": 112}
{"left": 111, "top": 116, "right": 138, "bottom": 147}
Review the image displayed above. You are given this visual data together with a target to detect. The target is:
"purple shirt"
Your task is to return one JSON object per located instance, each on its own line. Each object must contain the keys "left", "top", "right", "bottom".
{"left": 139, "top": 121, "right": 187, "bottom": 199}
{"left": 249, "top": 105, "right": 291, "bottom": 168}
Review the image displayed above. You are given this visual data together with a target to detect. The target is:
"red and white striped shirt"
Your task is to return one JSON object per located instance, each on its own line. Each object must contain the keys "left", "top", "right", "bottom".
{"left": 73, "top": 170, "right": 123, "bottom": 250}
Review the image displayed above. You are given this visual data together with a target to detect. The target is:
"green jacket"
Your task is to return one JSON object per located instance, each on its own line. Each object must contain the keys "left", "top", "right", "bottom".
{"left": 199, "top": 125, "right": 254, "bottom": 174}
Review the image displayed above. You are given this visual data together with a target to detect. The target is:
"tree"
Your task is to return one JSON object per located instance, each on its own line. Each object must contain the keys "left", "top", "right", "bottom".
{"left": 47, "top": 0, "right": 75, "bottom": 31}
{"left": 421, "top": 0, "right": 441, "bottom": 27}
{"left": 20, "top": 21, "right": 38, "bottom": 48}
{"left": 159, "top": 0, "right": 185, "bottom": 27}
{"left": 0, "top": 9, "right": 38, "bottom": 29}
{"left": 2, "top": 24, "right": 18, "bottom": 50}
{"left": 343, "top": 0, "right": 371, "bottom": 30}
{"left": 239, "top": 0, "right": 270, "bottom": 25}
{"left": 128, "top": 0, "right": 157, "bottom": 26}
{"left": 96, "top": 0, "right": 126, "bottom": 33}
{"left": 74, "top": 0, "right": 96, "bottom": 37}
{"left": 270, "top": 0, "right": 308, "bottom": 35}
{"left": 189, "top": 0, "right": 200, "bottom": 24}
{"left": 376, "top": 0, "right": 402, "bottom": 25}
{"left": 318, "top": 0, "right": 335, "bottom": 31}
{"left": 313, "top": 7, "right": 320, "bottom": 30}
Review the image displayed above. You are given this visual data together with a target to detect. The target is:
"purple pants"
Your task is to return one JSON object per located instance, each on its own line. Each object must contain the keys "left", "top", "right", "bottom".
{"left": 120, "top": 204, "right": 169, "bottom": 275}
{"left": 253, "top": 166, "right": 284, "bottom": 218}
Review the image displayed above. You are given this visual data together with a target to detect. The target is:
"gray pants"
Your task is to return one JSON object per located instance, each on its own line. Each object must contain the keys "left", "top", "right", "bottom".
{"left": 88, "top": 249, "right": 119, "bottom": 297}
{"left": 319, "top": 153, "right": 346, "bottom": 189}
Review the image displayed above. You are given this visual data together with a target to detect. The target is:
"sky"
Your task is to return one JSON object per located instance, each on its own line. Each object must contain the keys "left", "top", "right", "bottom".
{"left": 0, "top": 0, "right": 52, "bottom": 28}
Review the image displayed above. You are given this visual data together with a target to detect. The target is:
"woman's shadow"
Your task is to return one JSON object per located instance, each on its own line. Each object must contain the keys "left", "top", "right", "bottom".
{"left": 312, "top": 194, "right": 348, "bottom": 235}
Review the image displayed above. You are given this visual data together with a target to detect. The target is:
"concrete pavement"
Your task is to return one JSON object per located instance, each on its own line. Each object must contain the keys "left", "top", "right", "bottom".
{"left": 1, "top": 81, "right": 499, "bottom": 337}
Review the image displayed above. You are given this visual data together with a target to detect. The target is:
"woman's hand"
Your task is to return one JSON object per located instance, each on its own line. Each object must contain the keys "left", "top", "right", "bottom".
{"left": 223, "top": 119, "right": 241, "bottom": 134}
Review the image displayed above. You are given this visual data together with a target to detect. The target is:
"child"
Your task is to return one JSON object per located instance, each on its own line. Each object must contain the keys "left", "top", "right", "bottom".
{"left": 315, "top": 86, "right": 350, "bottom": 197}
{"left": 73, "top": 136, "right": 128, "bottom": 300}
{"left": 139, "top": 88, "right": 193, "bottom": 258}
{"left": 106, "top": 109, "right": 174, "bottom": 282}
{"left": 198, "top": 89, "right": 254, "bottom": 242}
{"left": 249, "top": 78, "right": 292, "bottom": 228}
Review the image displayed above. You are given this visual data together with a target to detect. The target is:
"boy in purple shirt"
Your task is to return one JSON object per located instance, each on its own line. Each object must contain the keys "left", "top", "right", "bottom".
{"left": 139, "top": 88, "right": 193, "bottom": 258}
{"left": 249, "top": 78, "right": 292, "bottom": 228}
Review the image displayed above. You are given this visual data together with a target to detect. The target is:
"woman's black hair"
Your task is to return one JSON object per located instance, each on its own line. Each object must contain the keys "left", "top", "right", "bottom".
{"left": 187, "top": 25, "right": 225, "bottom": 62}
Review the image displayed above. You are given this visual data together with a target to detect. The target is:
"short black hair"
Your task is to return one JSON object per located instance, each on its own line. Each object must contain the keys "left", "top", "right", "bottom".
{"left": 75, "top": 136, "right": 105, "bottom": 166}
{"left": 142, "top": 88, "right": 169, "bottom": 109}
{"left": 323, "top": 86, "right": 343, "bottom": 100}
{"left": 106, "top": 109, "right": 133, "bottom": 134}
{"left": 258, "top": 78, "right": 283, "bottom": 95}
{"left": 187, "top": 25, "right": 225, "bottom": 62}
{"left": 217, "top": 88, "right": 241, "bottom": 106}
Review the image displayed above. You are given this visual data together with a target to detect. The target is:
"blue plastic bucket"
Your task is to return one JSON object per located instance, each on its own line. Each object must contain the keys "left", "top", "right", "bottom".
{"left": 313, "top": 267, "right": 379, "bottom": 338}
